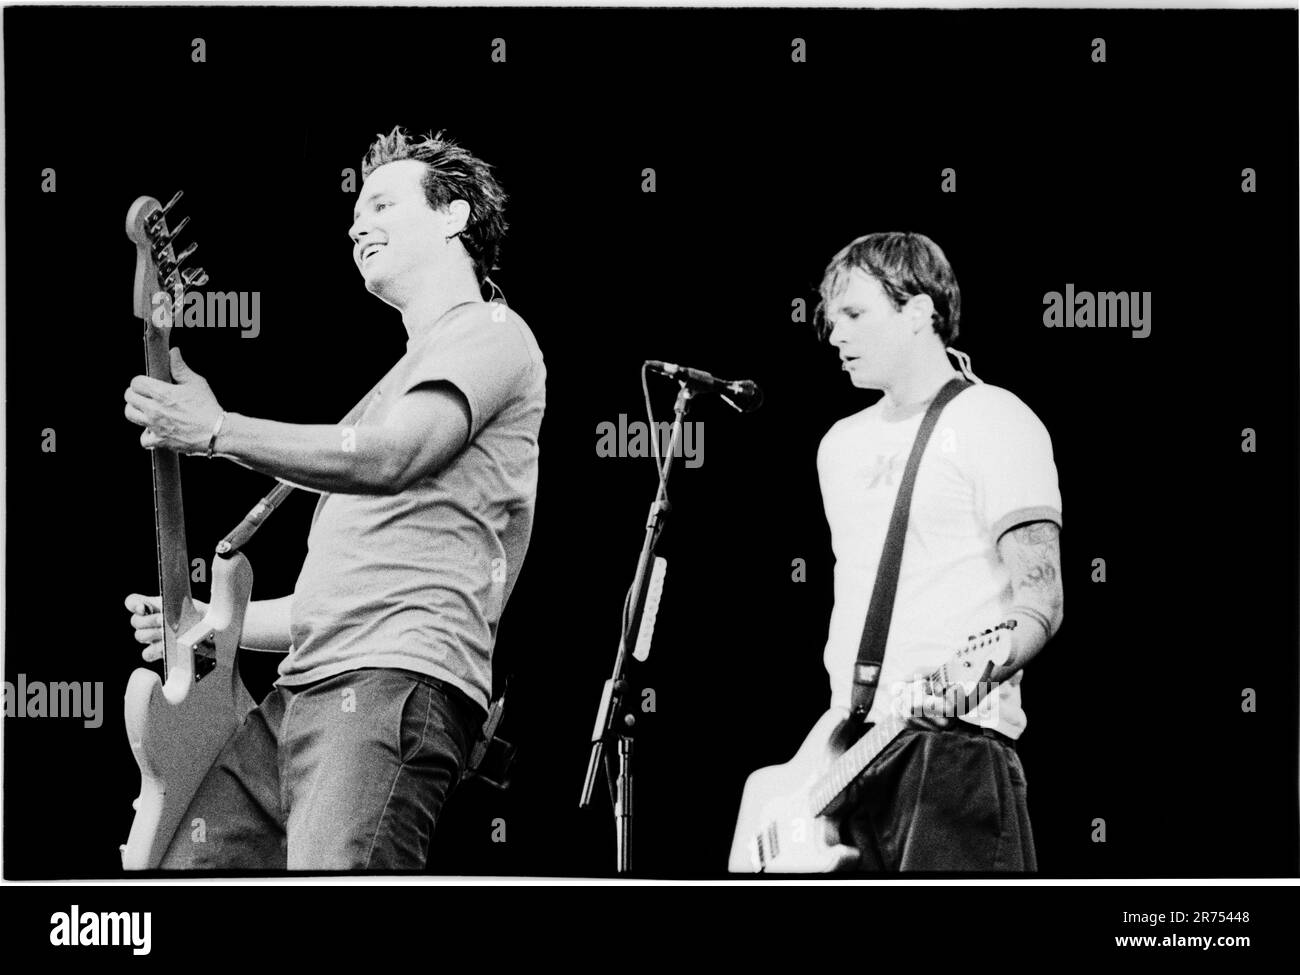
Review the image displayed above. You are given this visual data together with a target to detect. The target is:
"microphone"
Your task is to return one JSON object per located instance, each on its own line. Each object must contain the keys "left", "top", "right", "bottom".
{"left": 645, "top": 360, "right": 764, "bottom": 413}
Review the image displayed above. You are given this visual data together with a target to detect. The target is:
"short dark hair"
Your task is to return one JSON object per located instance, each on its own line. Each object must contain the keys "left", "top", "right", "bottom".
{"left": 814, "top": 232, "right": 962, "bottom": 345}
{"left": 361, "top": 126, "right": 508, "bottom": 283}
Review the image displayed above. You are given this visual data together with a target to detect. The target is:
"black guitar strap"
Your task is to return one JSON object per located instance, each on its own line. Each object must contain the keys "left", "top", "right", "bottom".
{"left": 850, "top": 377, "right": 973, "bottom": 721}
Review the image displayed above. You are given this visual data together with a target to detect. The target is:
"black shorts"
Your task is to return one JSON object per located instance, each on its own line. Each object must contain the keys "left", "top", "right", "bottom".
{"left": 842, "top": 724, "right": 1037, "bottom": 872}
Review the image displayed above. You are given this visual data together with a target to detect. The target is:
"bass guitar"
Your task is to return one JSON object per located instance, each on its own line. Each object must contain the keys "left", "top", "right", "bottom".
{"left": 120, "top": 193, "right": 256, "bottom": 870}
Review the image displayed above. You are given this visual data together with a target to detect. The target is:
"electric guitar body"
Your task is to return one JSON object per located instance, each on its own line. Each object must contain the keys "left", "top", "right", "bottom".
{"left": 728, "top": 708, "right": 861, "bottom": 873}
{"left": 120, "top": 194, "right": 257, "bottom": 870}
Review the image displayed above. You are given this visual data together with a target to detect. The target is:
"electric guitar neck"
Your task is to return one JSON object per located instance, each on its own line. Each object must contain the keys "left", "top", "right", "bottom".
{"left": 131, "top": 191, "right": 208, "bottom": 675}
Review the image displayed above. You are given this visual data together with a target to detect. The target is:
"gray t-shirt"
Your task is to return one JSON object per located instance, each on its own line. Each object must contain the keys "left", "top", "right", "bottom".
{"left": 279, "top": 301, "right": 546, "bottom": 712}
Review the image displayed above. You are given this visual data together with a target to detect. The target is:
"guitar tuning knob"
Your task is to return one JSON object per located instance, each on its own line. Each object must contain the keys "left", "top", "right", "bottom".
{"left": 182, "top": 267, "right": 209, "bottom": 287}
{"left": 174, "top": 241, "right": 198, "bottom": 266}
{"left": 146, "top": 190, "right": 184, "bottom": 229}
{"left": 149, "top": 215, "right": 191, "bottom": 250}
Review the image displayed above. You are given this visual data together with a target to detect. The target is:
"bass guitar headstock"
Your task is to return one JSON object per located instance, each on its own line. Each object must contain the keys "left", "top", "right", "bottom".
{"left": 125, "top": 191, "right": 208, "bottom": 334}
{"left": 929, "top": 620, "right": 1018, "bottom": 711}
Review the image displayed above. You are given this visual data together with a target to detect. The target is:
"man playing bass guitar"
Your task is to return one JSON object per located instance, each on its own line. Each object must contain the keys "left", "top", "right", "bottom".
{"left": 123, "top": 127, "right": 545, "bottom": 870}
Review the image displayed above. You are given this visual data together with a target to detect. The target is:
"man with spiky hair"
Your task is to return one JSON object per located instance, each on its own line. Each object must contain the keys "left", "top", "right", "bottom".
{"left": 123, "top": 128, "right": 545, "bottom": 869}
{"left": 810, "top": 231, "right": 1062, "bottom": 871}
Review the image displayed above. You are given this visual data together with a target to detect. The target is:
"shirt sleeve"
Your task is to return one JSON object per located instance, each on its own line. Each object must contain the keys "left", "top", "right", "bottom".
{"left": 396, "top": 305, "right": 539, "bottom": 440}
{"left": 957, "top": 386, "right": 1063, "bottom": 542}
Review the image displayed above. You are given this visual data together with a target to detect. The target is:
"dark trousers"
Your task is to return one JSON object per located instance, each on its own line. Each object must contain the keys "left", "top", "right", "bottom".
{"left": 842, "top": 725, "right": 1037, "bottom": 872}
{"left": 159, "top": 668, "right": 482, "bottom": 871}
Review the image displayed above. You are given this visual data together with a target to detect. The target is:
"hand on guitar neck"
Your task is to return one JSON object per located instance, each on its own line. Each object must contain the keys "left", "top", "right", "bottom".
{"left": 896, "top": 656, "right": 1001, "bottom": 731}
{"left": 123, "top": 347, "right": 226, "bottom": 455}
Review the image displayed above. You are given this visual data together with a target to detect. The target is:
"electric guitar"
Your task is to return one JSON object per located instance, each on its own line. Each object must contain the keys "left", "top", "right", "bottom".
{"left": 120, "top": 193, "right": 256, "bottom": 870}
{"left": 728, "top": 622, "right": 1015, "bottom": 873}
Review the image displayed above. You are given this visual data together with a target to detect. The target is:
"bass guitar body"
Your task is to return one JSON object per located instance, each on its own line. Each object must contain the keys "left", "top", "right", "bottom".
{"left": 121, "top": 553, "right": 255, "bottom": 869}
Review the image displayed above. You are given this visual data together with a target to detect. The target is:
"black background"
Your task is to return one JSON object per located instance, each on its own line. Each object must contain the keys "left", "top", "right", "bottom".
{"left": 4, "top": 6, "right": 1298, "bottom": 879}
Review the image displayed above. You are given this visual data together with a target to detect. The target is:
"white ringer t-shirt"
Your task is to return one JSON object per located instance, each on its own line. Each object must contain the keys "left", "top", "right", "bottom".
{"left": 818, "top": 381, "right": 1062, "bottom": 740}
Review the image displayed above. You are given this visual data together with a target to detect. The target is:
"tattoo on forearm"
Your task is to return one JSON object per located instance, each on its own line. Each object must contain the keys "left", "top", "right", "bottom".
{"left": 1004, "top": 521, "right": 1064, "bottom": 618}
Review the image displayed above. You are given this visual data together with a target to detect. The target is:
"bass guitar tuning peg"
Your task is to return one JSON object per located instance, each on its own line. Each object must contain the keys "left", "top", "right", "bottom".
{"left": 181, "top": 267, "right": 209, "bottom": 288}
{"left": 148, "top": 215, "right": 192, "bottom": 259}
{"left": 174, "top": 241, "right": 198, "bottom": 266}
{"left": 145, "top": 190, "right": 184, "bottom": 229}
{"left": 167, "top": 215, "right": 190, "bottom": 241}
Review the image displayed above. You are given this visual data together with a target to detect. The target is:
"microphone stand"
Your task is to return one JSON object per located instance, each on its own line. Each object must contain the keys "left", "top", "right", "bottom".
{"left": 579, "top": 381, "right": 695, "bottom": 875}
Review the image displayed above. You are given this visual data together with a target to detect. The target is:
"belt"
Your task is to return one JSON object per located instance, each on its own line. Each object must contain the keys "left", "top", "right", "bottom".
{"left": 942, "top": 720, "right": 1017, "bottom": 749}
{"left": 854, "top": 718, "right": 1018, "bottom": 750}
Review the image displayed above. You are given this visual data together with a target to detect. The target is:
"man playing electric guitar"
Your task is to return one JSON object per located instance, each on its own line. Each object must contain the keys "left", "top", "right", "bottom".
{"left": 123, "top": 128, "right": 546, "bottom": 869}
{"left": 746, "top": 232, "right": 1063, "bottom": 871}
